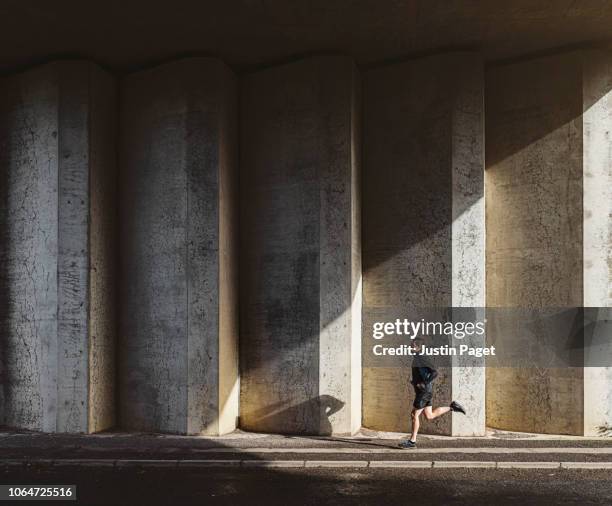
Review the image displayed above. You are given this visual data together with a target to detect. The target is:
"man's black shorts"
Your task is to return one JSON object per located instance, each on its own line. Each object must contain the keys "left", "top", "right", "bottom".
{"left": 413, "top": 385, "right": 433, "bottom": 409}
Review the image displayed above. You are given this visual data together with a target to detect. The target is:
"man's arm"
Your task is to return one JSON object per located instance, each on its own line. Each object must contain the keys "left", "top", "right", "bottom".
{"left": 419, "top": 367, "right": 438, "bottom": 384}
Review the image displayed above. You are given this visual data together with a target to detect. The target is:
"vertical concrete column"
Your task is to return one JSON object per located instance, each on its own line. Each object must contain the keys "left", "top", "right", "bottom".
{"left": 0, "top": 62, "right": 117, "bottom": 433}
{"left": 240, "top": 56, "right": 361, "bottom": 435}
{"left": 582, "top": 52, "right": 612, "bottom": 436}
{"left": 486, "top": 50, "right": 612, "bottom": 435}
{"left": 362, "top": 53, "right": 485, "bottom": 436}
{"left": 119, "top": 58, "right": 238, "bottom": 435}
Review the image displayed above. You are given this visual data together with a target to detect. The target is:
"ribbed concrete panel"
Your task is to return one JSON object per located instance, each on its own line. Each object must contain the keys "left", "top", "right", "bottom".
{"left": 240, "top": 56, "right": 361, "bottom": 435}
{"left": 119, "top": 58, "right": 238, "bottom": 435}
{"left": 0, "top": 61, "right": 117, "bottom": 433}
{"left": 486, "top": 50, "right": 612, "bottom": 436}
{"left": 582, "top": 51, "right": 612, "bottom": 437}
{"left": 362, "top": 53, "right": 485, "bottom": 436}
{"left": 88, "top": 65, "right": 118, "bottom": 433}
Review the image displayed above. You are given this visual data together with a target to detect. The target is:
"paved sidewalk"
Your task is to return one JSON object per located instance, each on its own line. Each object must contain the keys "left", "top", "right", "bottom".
{"left": 2, "top": 428, "right": 612, "bottom": 468}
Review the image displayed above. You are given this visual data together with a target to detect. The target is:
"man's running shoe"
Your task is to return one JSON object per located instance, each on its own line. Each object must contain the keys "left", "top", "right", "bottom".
{"left": 398, "top": 440, "right": 417, "bottom": 449}
{"left": 450, "top": 401, "right": 466, "bottom": 414}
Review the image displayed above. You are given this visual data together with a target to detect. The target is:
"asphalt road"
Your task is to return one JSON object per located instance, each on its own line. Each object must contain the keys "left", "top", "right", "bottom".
{"left": 2, "top": 466, "right": 612, "bottom": 505}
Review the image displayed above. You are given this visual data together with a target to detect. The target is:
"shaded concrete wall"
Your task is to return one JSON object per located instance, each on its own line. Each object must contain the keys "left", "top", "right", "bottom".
{"left": 486, "top": 50, "right": 612, "bottom": 435}
{"left": 0, "top": 62, "right": 116, "bottom": 433}
{"left": 362, "top": 53, "right": 485, "bottom": 436}
{"left": 88, "top": 67, "right": 118, "bottom": 433}
{"left": 119, "top": 58, "right": 238, "bottom": 435}
{"left": 240, "top": 56, "right": 361, "bottom": 435}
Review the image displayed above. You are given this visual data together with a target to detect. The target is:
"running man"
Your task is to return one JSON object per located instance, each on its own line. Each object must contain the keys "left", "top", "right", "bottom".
{"left": 399, "top": 337, "right": 466, "bottom": 449}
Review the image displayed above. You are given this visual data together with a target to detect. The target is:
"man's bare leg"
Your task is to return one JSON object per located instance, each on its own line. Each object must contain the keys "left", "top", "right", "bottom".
{"left": 402, "top": 401, "right": 466, "bottom": 448}
{"left": 409, "top": 408, "right": 424, "bottom": 442}
{"left": 411, "top": 406, "right": 450, "bottom": 442}
{"left": 423, "top": 405, "right": 451, "bottom": 421}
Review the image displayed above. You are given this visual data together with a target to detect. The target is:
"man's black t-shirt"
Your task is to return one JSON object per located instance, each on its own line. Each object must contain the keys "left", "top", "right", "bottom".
{"left": 411, "top": 353, "right": 438, "bottom": 390}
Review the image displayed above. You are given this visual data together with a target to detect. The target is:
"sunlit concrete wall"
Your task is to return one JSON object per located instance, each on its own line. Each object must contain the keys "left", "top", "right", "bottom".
{"left": 0, "top": 62, "right": 117, "bottom": 433}
{"left": 240, "top": 56, "right": 362, "bottom": 435}
{"left": 2, "top": 50, "right": 606, "bottom": 438}
{"left": 361, "top": 53, "right": 485, "bottom": 436}
{"left": 486, "top": 50, "right": 612, "bottom": 435}
{"left": 118, "top": 58, "right": 239, "bottom": 435}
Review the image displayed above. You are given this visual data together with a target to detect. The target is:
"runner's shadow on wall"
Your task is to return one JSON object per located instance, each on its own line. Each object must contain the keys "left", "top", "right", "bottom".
{"left": 242, "top": 395, "right": 345, "bottom": 436}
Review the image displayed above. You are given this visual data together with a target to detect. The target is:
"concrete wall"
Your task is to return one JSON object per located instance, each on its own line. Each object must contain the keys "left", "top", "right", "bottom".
{"left": 362, "top": 53, "right": 485, "bottom": 436}
{"left": 3, "top": 50, "right": 605, "bottom": 438}
{"left": 240, "top": 55, "right": 361, "bottom": 435}
{"left": 118, "top": 58, "right": 238, "bottom": 435}
{"left": 486, "top": 52, "right": 583, "bottom": 435}
{"left": 486, "top": 50, "right": 612, "bottom": 435}
{"left": 0, "top": 61, "right": 116, "bottom": 433}
{"left": 582, "top": 52, "right": 612, "bottom": 436}
{"left": 88, "top": 66, "right": 118, "bottom": 433}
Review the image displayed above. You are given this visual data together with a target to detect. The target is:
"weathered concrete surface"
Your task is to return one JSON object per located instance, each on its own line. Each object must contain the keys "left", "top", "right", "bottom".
{"left": 582, "top": 52, "right": 612, "bottom": 437}
{"left": 119, "top": 58, "right": 238, "bottom": 435}
{"left": 486, "top": 50, "right": 612, "bottom": 435}
{"left": 0, "top": 61, "right": 116, "bottom": 433}
{"left": 362, "top": 53, "right": 485, "bottom": 436}
{"left": 240, "top": 55, "right": 361, "bottom": 435}
{"left": 88, "top": 67, "right": 118, "bottom": 434}
{"left": 4, "top": 2, "right": 612, "bottom": 73}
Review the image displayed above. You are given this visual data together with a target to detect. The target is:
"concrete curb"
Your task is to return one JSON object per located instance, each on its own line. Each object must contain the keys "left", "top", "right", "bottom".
{"left": 242, "top": 460, "right": 305, "bottom": 468}
{"left": 92, "top": 447, "right": 612, "bottom": 460}
{"left": 497, "top": 462, "right": 560, "bottom": 469}
{"left": 179, "top": 460, "right": 242, "bottom": 467}
{"left": 119, "top": 447, "right": 612, "bottom": 454}
{"left": 4, "top": 459, "right": 612, "bottom": 470}
{"left": 305, "top": 461, "right": 369, "bottom": 468}
{"left": 433, "top": 461, "right": 496, "bottom": 468}
{"left": 54, "top": 459, "right": 116, "bottom": 467}
{"left": 560, "top": 462, "right": 612, "bottom": 469}
{"left": 369, "top": 461, "right": 432, "bottom": 468}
